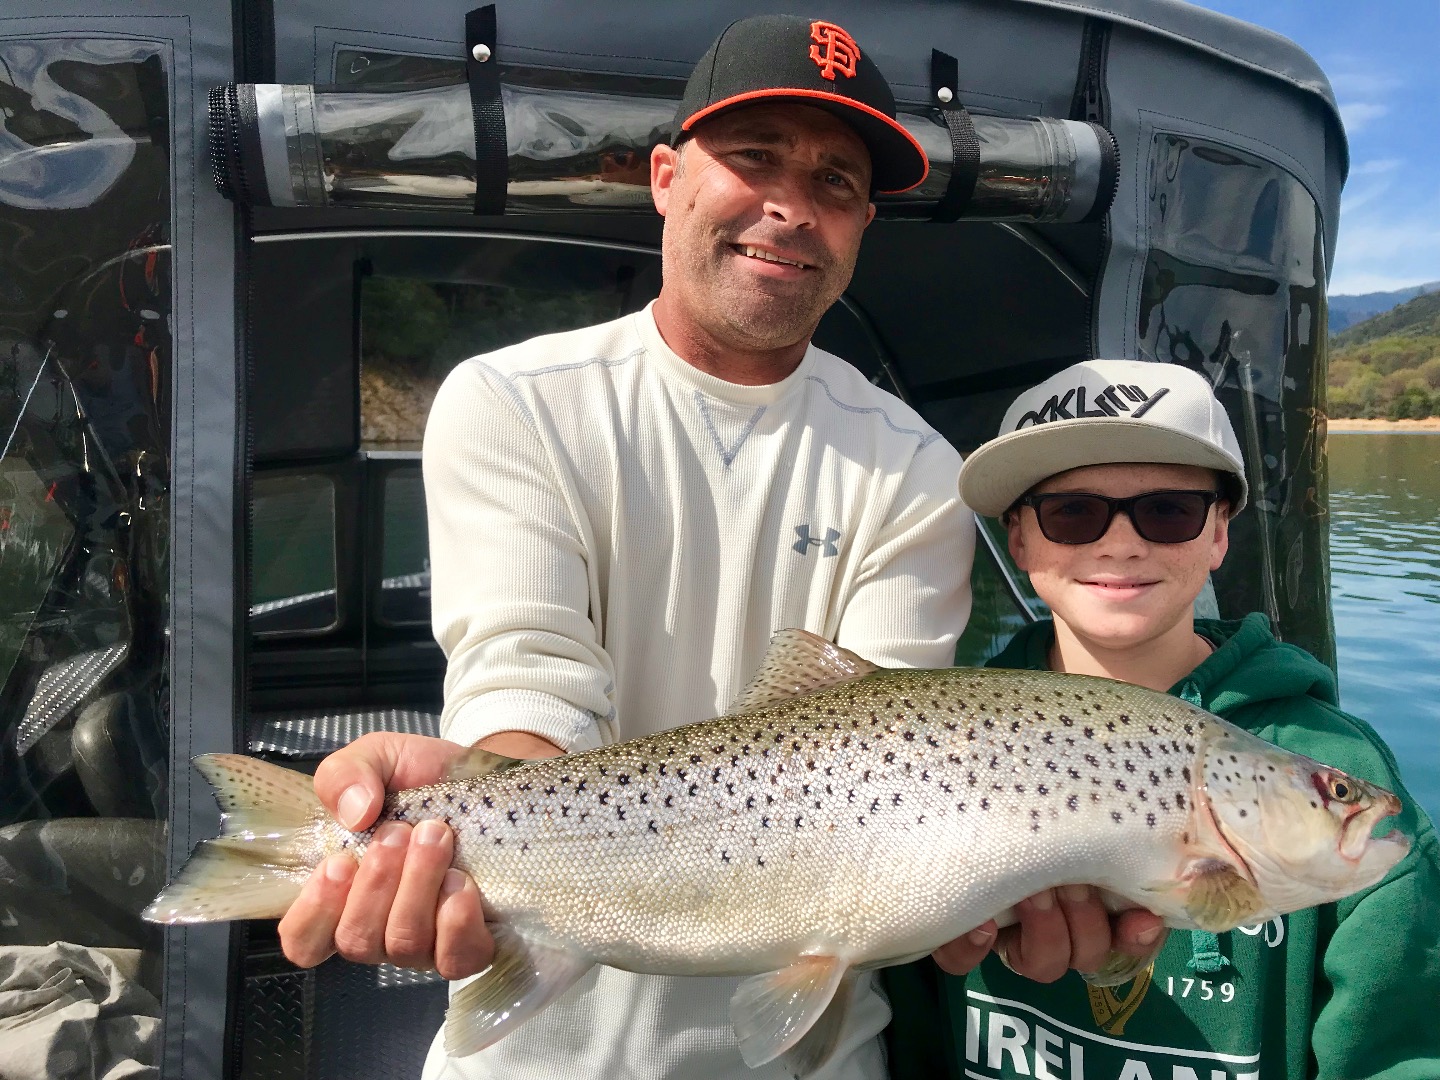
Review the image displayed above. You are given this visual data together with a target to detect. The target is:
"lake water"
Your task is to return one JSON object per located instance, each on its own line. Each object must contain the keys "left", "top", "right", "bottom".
{"left": 1328, "top": 432, "right": 1440, "bottom": 826}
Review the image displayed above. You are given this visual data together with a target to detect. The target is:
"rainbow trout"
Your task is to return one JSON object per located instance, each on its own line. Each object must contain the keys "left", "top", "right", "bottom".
{"left": 145, "top": 630, "right": 1407, "bottom": 1077}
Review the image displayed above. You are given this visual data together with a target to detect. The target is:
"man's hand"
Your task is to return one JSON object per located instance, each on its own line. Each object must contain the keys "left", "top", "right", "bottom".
{"left": 276, "top": 730, "right": 559, "bottom": 979}
{"left": 930, "top": 885, "right": 1166, "bottom": 982}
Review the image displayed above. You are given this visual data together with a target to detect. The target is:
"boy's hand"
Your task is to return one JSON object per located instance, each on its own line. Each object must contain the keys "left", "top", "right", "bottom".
{"left": 931, "top": 886, "right": 1166, "bottom": 981}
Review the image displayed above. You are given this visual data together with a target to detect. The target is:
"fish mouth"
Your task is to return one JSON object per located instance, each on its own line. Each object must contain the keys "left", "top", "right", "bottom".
{"left": 1338, "top": 791, "right": 1404, "bottom": 863}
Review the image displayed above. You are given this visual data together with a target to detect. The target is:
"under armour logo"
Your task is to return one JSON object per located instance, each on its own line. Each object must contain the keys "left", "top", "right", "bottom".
{"left": 808, "top": 21, "right": 860, "bottom": 81}
{"left": 794, "top": 525, "right": 841, "bottom": 557}
{"left": 1015, "top": 384, "right": 1169, "bottom": 429}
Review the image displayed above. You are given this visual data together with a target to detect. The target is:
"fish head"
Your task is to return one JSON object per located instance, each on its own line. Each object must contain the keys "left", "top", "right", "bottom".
{"left": 1196, "top": 726, "right": 1409, "bottom": 914}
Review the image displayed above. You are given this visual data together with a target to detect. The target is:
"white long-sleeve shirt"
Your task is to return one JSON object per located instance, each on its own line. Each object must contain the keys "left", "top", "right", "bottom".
{"left": 420, "top": 303, "right": 974, "bottom": 1080}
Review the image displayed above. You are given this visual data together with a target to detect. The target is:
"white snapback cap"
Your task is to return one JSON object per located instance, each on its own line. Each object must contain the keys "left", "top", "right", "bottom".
{"left": 959, "top": 359, "right": 1248, "bottom": 517}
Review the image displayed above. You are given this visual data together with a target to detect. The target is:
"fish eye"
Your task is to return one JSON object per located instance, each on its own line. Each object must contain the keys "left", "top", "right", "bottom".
{"left": 1326, "top": 775, "right": 1359, "bottom": 804}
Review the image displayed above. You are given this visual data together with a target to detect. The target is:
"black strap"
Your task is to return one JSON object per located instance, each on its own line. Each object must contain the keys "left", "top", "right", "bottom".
{"left": 466, "top": 5, "right": 507, "bottom": 216}
{"left": 930, "top": 49, "right": 980, "bottom": 224}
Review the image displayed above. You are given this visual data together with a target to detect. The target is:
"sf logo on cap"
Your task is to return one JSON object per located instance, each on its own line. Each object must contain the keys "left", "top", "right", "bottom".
{"left": 809, "top": 21, "right": 860, "bottom": 81}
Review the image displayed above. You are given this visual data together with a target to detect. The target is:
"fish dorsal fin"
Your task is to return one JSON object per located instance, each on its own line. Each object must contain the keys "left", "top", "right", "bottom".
{"left": 442, "top": 747, "right": 529, "bottom": 783}
{"left": 729, "top": 955, "right": 849, "bottom": 1073}
{"left": 728, "top": 630, "right": 881, "bottom": 715}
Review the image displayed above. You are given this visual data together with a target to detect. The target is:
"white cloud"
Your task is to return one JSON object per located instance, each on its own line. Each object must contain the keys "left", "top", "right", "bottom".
{"left": 1338, "top": 101, "right": 1388, "bottom": 134}
{"left": 1351, "top": 158, "right": 1402, "bottom": 176}
{"left": 1327, "top": 69, "right": 1404, "bottom": 99}
{"left": 1330, "top": 212, "right": 1440, "bottom": 294}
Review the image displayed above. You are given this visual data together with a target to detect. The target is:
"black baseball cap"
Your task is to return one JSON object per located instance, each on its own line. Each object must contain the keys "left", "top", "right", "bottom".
{"left": 673, "top": 14, "right": 929, "bottom": 194}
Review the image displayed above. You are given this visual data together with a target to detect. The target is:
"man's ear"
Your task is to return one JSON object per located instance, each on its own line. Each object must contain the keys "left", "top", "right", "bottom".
{"left": 863, "top": 201, "right": 877, "bottom": 228}
{"left": 651, "top": 143, "right": 678, "bottom": 216}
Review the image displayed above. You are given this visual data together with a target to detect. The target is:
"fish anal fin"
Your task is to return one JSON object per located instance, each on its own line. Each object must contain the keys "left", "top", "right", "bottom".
{"left": 728, "top": 630, "right": 881, "bottom": 714}
{"left": 1162, "top": 858, "right": 1267, "bottom": 932}
{"left": 781, "top": 969, "right": 857, "bottom": 1079}
{"left": 442, "top": 747, "right": 529, "bottom": 783}
{"left": 729, "top": 954, "right": 848, "bottom": 1071}
{"left": 443, "top": 924, "right": 591, "bottom": 1056}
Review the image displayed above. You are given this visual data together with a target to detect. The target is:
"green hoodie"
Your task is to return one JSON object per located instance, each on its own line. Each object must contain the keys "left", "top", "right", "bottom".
{"left": 883, "top": 613, "right": 1440, "bottom": 1080}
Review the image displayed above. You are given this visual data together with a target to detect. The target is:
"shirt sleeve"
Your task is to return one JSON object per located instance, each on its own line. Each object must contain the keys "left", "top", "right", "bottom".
{"left": 423, "top": 359, "right": 616, "bottom": 752}
{"left": 833, "top": 438, "right": 974, "bottom": 669}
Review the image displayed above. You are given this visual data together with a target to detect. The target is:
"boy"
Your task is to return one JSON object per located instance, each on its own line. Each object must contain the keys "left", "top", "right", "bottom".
{"left": 885, "top": 359, "right": 1440, "bottom": 1080}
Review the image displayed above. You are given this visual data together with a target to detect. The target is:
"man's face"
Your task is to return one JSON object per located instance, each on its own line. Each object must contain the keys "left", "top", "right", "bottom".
{"left": 650, "top": 103, "right": 877, "bottom": 353}
{"left": 1006, "top": 462, "right": 1231, "bottom": 655}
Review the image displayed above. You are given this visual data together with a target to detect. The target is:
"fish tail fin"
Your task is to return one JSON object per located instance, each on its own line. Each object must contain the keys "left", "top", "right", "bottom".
{"left": 143, "top": 754, "right": 327, "bottom": 924}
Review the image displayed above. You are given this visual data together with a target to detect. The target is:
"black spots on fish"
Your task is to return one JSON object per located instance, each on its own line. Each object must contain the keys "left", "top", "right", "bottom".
{"left": 747, "top": 768, "right": 758, "bottom": 781}
{"left": 1091, "top": 792, "right": 1101, "bottom": 803}
{"left": 1105, "top": 721, "right": 1118, "bottom": 733}
{"left": 1046, "top": 761, "right": 1059, "bottom": 773}
{"left": 943, "top": 720, "right": 959, "bottom": 733}
{"left": 1237, "top": 807, "right": 1249, "bottom": 818}
{"left": 1002, "top": 741, "right": 1014, "bottom": 754}
{"left": 988, "top": 754, "right": 1001, "bottom": 770}
{"left": 1067, "top": 795, "right": 1079, "bottom": 812}
{"left": 967, "top": 771, "right": 978, "bottom": 786}
{"left": 1115, "top": 779, "right": 1129, "bottom": 794}
{"left": 1067, "top": 767, "right": 1081, "bottom": 780}
{"left": 1175, "top": 793, "right": 1186, "bottom": 809}
{"left": 1124, "top": 760, "right": 1138, "bottom": 774}
{"left": 1139, "top": 744, "right": 1154, "bottom": 759}
{"left": 762, "top": 816, "right": 771, "bottom": 829}
{"left": 863, "top": 769, "right": 873, "bottom": 783}
{"left": 983, "top": 718, "right": 996, "bottom": 730}
{"left": 744, "top": 795, "right": 756, "bottom": 810}
{"left": 1084, "top": 753, "right": 1100, "bottom": 767}
{"left": 1081, "top": 725, "right": 1094, "bottom": 738}
{"left": 575, "top": 779, "right": 588, "bottom": 794}
{"left": 482, "top": 795, "right": 495, "bottom": 809}
{"left": 615, "top": 807, "right": 627, "bottom": 821}
{"left": 725, "top": 782, "right": 735, "bottom": 796}
{"left": 1037, "top": 784, "right": 1049, "bottom": 796}
{"left": 419, "top": 796, "right": 433, "bottom": 810}
{"left": 1014, "top": 783, "right": 1027, "bottom": 794}
{"left": 688, "top": 783, "right": 699, "bottom": 797}
{"left": 1145, "top": 812, "right": 1157, "bottom": 828}
{"left": 559, "top": 805, "right": 570, "bottom": 818}
{"left": 663, "top": 794, "right": 675, "bottom": 809}
{"left": 494, "top": 836, "right": 504, "bottom": 845}
{"left": 869, "top": 797, "right": 882, "bottom": 813}
{"left": 1184, "top": 744, "right": 1196, "bottom": 755}
{"left": 980, "top": 798, "right": 991, "bottom": 810}
{"left": 1111, "top": 811, "right": 1123, "bottom": 824}
{"left": 506, "top": 809, "right": 520, "bottom": 824}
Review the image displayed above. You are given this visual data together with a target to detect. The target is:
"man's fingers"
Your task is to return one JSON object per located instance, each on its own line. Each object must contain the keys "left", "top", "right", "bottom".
{"left": 1056, "top": 884, "right": 1114, "bottom": 973}
{"left": 332, "top": 822, "right": 411, "bottom": 964}
{"left": 931, "top": 921, "right": 998, "bottom": 976}
{"left": 313, "top": 732, "right": 474, "bottom": 831}
{"left": 434, "top": 871, "right": 494, "bottom": 981}
{"left": 278, "top": 855, "right": 356, "bottom": 969}
{"left": 384, "top": 820, "right": 455, "bottom": 969}
{"left": 1002, "top": 890, "right": 1072, "bottom": 983}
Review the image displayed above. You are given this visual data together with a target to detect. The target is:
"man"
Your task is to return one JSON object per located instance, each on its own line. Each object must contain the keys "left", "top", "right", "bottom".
{"left": 276, "top": 16, "right": 1162, "bottom": 1078}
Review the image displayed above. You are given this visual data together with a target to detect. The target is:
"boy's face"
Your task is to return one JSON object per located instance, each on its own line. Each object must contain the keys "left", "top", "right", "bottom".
{"left": 1006, "top": 462, "right": 1230, "bottom": 654}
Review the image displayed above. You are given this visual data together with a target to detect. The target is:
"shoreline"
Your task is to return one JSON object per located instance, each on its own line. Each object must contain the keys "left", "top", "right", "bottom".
{"left": 1327, "top": 417, "right": 1440, "bottom": 433}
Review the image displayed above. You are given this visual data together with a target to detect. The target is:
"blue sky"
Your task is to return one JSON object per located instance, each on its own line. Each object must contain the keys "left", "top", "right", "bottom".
{"left": 1193, "top": 1, "right": 1440, "bottom": 295}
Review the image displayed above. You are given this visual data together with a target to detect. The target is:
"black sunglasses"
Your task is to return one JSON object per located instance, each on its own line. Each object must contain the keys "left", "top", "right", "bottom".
{"left": 1013, "top": 489, "right": 1221, "bottom": 545}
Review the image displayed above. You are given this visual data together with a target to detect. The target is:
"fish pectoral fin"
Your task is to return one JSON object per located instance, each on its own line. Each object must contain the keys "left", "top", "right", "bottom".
{"left": 728, "top": 629, "right": 881, "bottom": 714}
{"left": 1162, "top": 859, "right": 1267, "bottom": 932}
{"left": 729, "top": 955, "right": 849, "bottom": 1074}
{"left": 780, "top": 969, "right": 857, "bottom": 1079}
{"left": 1082, "top": 941, "right": 1163, "bottom": 989}
{"left": 443, "top": 924, "right": 591, "bottom": 1057}
{"left": 442, "top": 747, "right": 529, "bottom": 782}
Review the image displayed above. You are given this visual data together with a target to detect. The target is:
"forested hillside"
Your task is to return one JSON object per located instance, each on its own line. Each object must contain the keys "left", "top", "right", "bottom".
{"left": 1328, "top": 291, "right": 1440, "bottom": 419}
